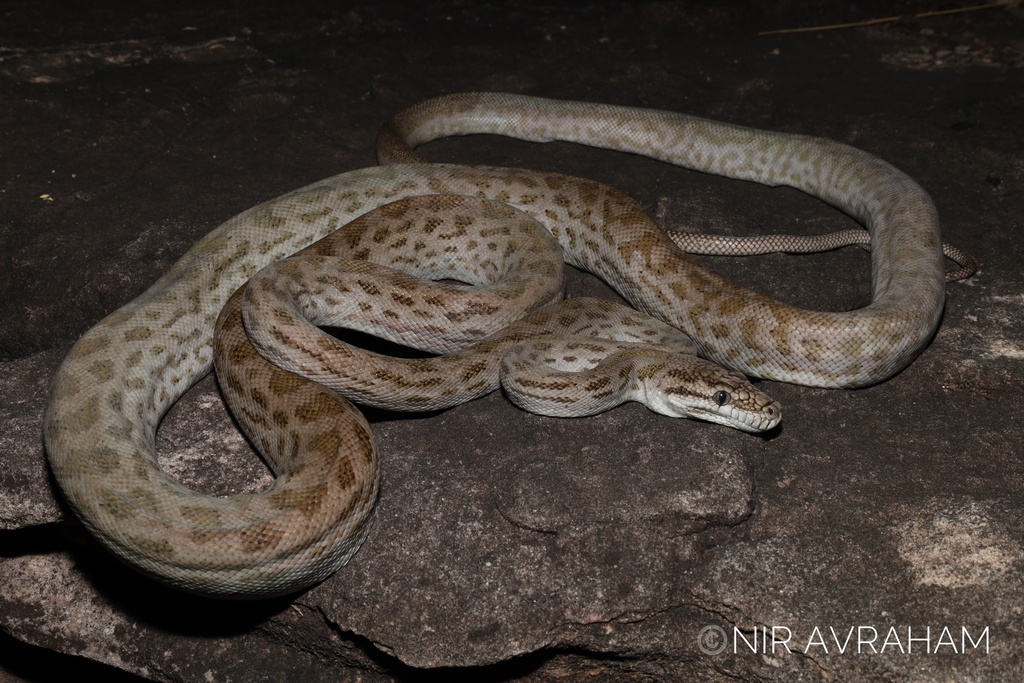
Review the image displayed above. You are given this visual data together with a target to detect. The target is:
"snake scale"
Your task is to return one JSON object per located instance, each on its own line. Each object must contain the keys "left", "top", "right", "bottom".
{"left": 44, "top": 93, "right": 948, "bottom": 597}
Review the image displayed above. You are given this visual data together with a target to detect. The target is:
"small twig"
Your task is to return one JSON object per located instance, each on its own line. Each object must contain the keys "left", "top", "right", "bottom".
{"left": 759, "top": 1, "right": 1018, "bottom": 36}
{"left": 760, "top": 16, "right": 901, "bottom": 35}
{"left": 917, "top": 1, "right": 1017, "bottom": 17}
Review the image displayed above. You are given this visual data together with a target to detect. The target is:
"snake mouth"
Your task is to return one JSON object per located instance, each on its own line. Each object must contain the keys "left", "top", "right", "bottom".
{"left": 683, "top": 403, "right": 782, "bottom": 433}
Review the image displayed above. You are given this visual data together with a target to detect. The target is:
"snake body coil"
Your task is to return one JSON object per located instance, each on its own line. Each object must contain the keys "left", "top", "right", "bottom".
{"left": 44, "top": 94, "right": 945, "bottom": 597}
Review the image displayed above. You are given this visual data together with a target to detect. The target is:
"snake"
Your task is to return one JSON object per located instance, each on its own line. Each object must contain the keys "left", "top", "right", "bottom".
{"left": 231, "top": 194, "right": 780, "bottom": 423}
{"left": 43, "top": 92, "right": 951, "bottom": 597}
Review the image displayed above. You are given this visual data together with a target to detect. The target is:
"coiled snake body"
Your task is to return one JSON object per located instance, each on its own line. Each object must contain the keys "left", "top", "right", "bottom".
{"left": 44, "top": 93, "right": 947, "bottom": 597}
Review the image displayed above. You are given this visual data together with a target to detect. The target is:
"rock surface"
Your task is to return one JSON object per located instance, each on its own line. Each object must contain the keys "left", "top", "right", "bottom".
{"left": 2, "top": 1, "right": 1023, "bottom": 681}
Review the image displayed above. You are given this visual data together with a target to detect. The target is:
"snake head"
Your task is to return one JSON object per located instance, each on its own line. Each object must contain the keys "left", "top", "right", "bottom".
{"left": 641, "top": 357, "right": 782, "bottom": 433}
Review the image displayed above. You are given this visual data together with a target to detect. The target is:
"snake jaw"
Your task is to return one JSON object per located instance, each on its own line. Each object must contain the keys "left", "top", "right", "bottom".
{"left": 655, "top": 399, "right": 782, "bottom": 433}
{"left": 727, "top": 399, "right": 783, "bottom": 433}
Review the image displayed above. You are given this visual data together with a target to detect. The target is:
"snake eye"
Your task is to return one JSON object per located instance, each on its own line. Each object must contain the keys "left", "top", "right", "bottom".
{"left": 714, "top": 390, "right": 731, "bottom": 406}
